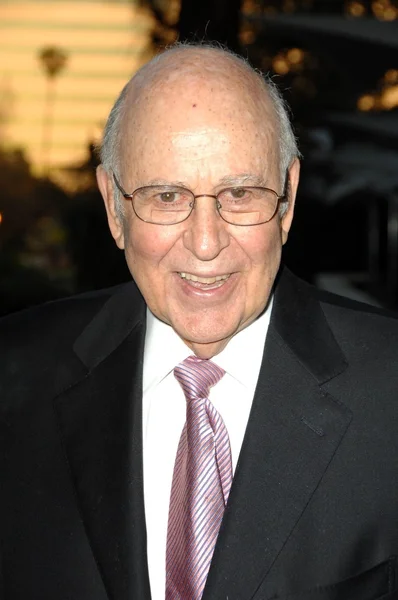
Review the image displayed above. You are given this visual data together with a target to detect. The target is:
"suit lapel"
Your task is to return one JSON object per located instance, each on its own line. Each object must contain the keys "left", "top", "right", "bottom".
{"left": 204, "top": 268, "right": 352, "bottom": 599}
{"left": 54, "top": 284, "right": 151, "bottom": 600}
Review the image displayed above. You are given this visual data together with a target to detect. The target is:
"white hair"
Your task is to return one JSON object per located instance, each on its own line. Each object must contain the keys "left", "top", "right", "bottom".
{"left": 99, "top": 43, "right": 300, "bottom": 219}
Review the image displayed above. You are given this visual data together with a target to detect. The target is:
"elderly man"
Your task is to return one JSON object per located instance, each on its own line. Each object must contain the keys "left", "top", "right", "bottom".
{"left": 1, "top": 44, "right": 398, "bottom": 600}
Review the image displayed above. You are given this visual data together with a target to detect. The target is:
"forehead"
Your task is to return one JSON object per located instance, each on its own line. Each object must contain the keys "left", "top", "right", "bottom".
{"left": 120, "top": 63, "right": 279, "bottom": 182}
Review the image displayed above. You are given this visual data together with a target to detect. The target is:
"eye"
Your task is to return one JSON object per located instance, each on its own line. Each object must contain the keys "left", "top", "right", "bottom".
{"left": 149, "top": 188, "right": 193, "bottom": 208}
{"left": 230, "top": 188, "right": 248, "bottom": 199}
{"left": 159, "top": 191, "right": 179, "bottom": 203}
{"left": 220, "top": 187, "right": 253, "bottom": 203}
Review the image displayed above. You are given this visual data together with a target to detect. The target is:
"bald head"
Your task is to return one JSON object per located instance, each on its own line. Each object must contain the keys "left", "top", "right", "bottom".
{"left": 100, "top": 44, "right": 299, "bottom": 216}
{"left": 127, "top": 45, "right": 272, "bottom": 100}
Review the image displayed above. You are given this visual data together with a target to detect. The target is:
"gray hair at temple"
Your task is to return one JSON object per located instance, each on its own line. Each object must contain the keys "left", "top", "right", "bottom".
{"left": 99, "top": 43, "right": 300, "bottom": 219}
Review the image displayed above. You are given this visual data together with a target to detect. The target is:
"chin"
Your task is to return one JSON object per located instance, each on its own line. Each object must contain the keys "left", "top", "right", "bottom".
{"left": 178, "top": 322, "right": 238, "bottom": 349}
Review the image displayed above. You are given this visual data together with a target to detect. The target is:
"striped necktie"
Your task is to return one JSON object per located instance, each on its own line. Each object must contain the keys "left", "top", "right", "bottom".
{"left": 166, "top": 355, "right": 232, "bottom": 600}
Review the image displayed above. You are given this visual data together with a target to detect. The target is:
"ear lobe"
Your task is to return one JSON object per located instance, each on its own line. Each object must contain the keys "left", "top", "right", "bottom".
{"left": 96, "top": 165, "right": 125, "bottom": 249}
{"left": 281, "top": 157, "right": 300, "bottom": 245}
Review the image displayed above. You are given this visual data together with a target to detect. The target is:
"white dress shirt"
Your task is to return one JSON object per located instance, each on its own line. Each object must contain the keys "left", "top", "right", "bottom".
{"left": 142, "top": 300, "right": 273, "bottom": 600}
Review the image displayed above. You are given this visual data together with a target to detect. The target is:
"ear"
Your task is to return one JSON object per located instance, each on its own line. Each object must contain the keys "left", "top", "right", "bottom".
{"left": 96, "top": 165, "right": 125, "bottom": 249}
{"left": 281, "top": 157, "right": 300, "bottom": 245}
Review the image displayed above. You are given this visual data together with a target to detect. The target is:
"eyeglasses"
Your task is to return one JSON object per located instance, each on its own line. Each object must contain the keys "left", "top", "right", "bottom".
{"left": 112, "top": 172, "right": 287, "bottom": 226}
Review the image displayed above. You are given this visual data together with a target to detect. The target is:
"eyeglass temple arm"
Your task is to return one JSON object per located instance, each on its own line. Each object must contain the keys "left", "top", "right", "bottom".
{"left": 280, "top": 171, "right": 290, "bottom": 201}
{"left": 112, "top": 172, "right": 131, "bottom": 199}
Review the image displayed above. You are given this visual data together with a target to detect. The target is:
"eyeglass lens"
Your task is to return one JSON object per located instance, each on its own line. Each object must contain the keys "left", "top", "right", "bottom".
{"left": 132, "top": 186, "right": 279, "bottom": 225}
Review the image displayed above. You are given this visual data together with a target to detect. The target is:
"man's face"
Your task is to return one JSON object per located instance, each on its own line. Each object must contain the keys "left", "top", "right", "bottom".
{"left": 99, "top": 72, "right": 299, "bottom": 358}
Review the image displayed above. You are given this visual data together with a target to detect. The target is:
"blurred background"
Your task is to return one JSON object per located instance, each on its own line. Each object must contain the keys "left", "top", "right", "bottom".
{"left": 1, "top": 0, "right": 397, "bottom": 316}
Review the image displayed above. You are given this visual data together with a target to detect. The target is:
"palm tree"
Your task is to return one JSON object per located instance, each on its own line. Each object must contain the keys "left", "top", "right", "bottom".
{"left": 38, "top": 46, "right": 68, "bottom": 173}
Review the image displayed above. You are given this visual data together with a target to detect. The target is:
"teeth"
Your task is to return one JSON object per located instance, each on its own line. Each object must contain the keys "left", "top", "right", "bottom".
{"left": 179, "top": 272, "right": 230, "bottom": 284}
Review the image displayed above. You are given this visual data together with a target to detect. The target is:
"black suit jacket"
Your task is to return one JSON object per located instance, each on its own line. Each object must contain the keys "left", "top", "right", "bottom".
{"left": 1, "top": 267, "right": 398, "bottom": 600}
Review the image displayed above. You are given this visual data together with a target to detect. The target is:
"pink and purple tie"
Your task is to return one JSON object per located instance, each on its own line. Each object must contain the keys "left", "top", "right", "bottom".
{"left": 166, "top": 355, "right": 233, "bottom": 600}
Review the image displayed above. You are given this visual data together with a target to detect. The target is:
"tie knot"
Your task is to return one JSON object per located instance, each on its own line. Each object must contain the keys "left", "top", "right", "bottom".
{"left": 174, "top": 355, "right": 225, "bottom": 401}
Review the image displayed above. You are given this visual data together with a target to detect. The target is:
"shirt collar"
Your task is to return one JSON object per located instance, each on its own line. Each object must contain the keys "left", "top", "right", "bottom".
{"left": 143, "top": 312, "right": 191, "bottom": 393}
{"left": 143, "top": 297, "right": 273, "bottom": 394}
{"left": 212, "top": 297, "right": 273, "bottom": 392}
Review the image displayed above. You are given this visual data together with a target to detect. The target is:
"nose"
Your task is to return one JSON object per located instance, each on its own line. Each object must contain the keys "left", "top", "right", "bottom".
{"left": 182, "top": 195, "right": 230, "bottom": 261}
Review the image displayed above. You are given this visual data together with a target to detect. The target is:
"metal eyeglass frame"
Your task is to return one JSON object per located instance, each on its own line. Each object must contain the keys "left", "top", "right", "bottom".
{"left": 112, "top": 171, "right": 288, "bottom": 226}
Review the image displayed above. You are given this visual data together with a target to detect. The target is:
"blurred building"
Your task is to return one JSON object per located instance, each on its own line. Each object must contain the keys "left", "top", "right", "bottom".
{"left": 0, "top": 0, "right": 153, "bottom": 173}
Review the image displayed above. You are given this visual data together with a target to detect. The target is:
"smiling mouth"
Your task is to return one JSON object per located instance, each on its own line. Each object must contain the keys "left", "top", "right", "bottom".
{"left": 179, "top": 272, "right": 231, "bottom": 286}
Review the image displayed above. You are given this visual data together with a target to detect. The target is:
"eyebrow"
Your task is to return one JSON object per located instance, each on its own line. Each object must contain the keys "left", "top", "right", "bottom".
{"left": 144, "top": 178, "right": 188, "bottom": 187}
{"left": 143, "top": 174, "right": 269, "bottom": 189}
{"left": 217, "top": 173, "right": 269, "bottom": 187}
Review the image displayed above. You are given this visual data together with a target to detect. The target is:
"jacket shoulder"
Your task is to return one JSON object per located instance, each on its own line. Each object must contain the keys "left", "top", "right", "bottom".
{"left": 0, "top": 283, "right": 143, "bottom": 398}
{"left": 0, "top": 285, "right": 127, "bottom": 349}
{"left": 315, "top": 284, "right": 398, "bottom": 329}
{"left": 275, "top": 268, "right": 398, "bottom": 372}
{"left": 311, "top": 283, "right": 398, "bottom": 365}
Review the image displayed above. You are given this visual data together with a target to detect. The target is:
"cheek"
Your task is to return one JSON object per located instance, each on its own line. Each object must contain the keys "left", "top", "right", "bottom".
{"left": 240, "top": 225, "right": 282, "bottom": 265}
{"left": 123, "top": 222, "right": 182, "bottom": 279}
{"left": 240, "top": 226, "right": 283, "bottom": 290}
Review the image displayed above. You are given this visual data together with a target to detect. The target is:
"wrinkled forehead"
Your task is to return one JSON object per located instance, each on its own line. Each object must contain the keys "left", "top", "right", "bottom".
{"left": 117, "top": 53, "right": 280, "bottom": 180}
{"left": 113, "top": 57, "right": 280, "bottom": 186}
